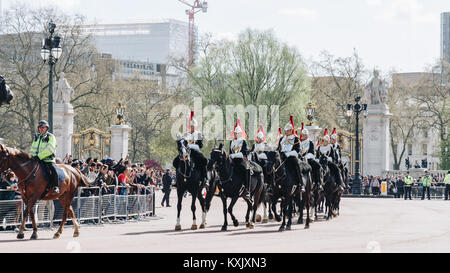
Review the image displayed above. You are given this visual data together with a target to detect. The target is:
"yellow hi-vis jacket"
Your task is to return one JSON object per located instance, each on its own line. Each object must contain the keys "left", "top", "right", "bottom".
{"left": 444, "top": 174, "right": 450, "bottom": 185}
{"left": 30, "top": 133, "right": 56, "bottom": 163}
{"left": 405, "top": 176, "right": 413, "bottom": 187}
{"left": 421, "top": 175, "right": 432, "bottom": 187}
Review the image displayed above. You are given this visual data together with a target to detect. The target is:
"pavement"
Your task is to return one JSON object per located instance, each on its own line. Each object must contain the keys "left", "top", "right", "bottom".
{"left": 1, "top": 190, "right": 450, "bottom": 253}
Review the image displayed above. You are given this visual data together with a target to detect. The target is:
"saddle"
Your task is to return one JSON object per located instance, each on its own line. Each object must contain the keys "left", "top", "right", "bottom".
{"left": 39, "top": 163, "right": 66, "bottom": 199}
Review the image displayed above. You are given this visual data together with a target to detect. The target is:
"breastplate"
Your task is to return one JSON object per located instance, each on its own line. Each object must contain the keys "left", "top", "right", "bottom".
{"left": 300, "top": 140, "right": 310, "bottom": 153}
{"left": 254, "top": 142, "right": 266, "bottom": 153}
{"left": 281, "top": 135, "right": 295, "bottom": 152}
{"left": 231, "top": 139, "right": 243, "bottom": 154}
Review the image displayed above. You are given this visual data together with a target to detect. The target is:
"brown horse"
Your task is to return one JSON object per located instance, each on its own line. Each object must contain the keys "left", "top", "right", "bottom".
{"left": 0, "top": 144, "right": 88, "bottom": 239}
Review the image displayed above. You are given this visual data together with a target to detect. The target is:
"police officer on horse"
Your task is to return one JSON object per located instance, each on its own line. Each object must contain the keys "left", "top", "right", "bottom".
{"left": 30, "top": 120, "right": 59, "bottom": 193}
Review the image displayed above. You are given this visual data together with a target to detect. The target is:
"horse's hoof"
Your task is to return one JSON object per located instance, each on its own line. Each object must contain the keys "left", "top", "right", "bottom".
{"left": 275, "top": 216, "right": 281, "bottom": 222}
{"left": 309, "top": 219, "right": 314, "bottom": 223}
{"left": 175, "top": 225, "right": 181, "bottom": 231}
{"left": 268, "top": 215, "right": 274, "bottom": 220}
{"left": 297, "top": 219, "right": 303, "bottom": 224}
{"left": 286, "top": 225, "right": 291, "bottom": 231}
{"left": 305, "top": 224, "right": 310, "bottom": 229}
{"left": 17, "top": 233, "right": 24, "bottom": 240}
{"left": 262, "top": 218, "right": 269, "bottom": 224}
{"left": 255, "top": 214, "right": 262, "bottom": 222}
{"left": 73, "top": 231, "right": 80, "bottom": 237}
{"left": 191, "top": 224, "right": 198, "bottom": 230}
{"left": 279, "top": 226, "right": 285, "bottom": 232}
{"left": 233, "top": 220, "right": 239, "bottom": 227}
{"left": 221, "top": 226, "right": 227, "bottom": 231}
{"left": 199, "top": 223, "right": 206, "bottom": 229}
{"left": 30, "top": 233, "right": 38, "bottom": 240}
{"left": 53, "top": 233, "right": 60, "bottom": 239}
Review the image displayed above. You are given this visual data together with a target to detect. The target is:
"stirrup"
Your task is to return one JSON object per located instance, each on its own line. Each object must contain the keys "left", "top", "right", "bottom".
{"left": 53, "top": 187, "right": 60, "bottom": 194}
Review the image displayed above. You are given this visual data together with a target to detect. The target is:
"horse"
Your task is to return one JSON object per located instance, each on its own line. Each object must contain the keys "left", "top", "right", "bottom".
{"left": 207, "top": 144, "right": 264, "bottom": 231}
{"left": 0, "top": 75, "right": 14, "bottom": 107}
{"left": 248, "top": 150, "right": 273, "bottom": 224}
{"left": 319, "top": 154, "right": 343, "bottom": 220}
{"left": 264, "top": 150, "right": 285, "bottom": 223}
{"left": 306, "top": 157, "right": 324, "bottom": 221}
{"left": 296, "top": 156, "right": 313, "bottom": 228}
{"left": 0, "top": 144, "right": 88, "bottom": 239}
{"left": 172, "top": 138, "right": 208, "bottom": 230}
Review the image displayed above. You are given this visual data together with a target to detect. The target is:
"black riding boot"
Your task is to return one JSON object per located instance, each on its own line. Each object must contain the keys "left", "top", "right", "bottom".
{"left": 295, "top": 161, "right": 305, "bottom": 192}
{"left": 46, "top": 163, "right": 59, "bottom": 194}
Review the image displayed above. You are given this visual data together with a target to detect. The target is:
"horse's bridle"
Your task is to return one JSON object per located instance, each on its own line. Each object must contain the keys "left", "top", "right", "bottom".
{"left": 0, "top": 147, "right": 39, "bottom": 185}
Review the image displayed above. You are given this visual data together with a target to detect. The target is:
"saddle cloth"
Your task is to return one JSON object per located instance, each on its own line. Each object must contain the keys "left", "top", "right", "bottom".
{"left": 40, "top": 163, "right": 67, "bottom": 182}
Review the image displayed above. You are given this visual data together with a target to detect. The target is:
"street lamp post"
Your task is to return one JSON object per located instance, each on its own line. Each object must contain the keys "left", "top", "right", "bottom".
{"left": 347, "top": 96, "right": 368, "bottom": 195}
{"left": 40, "top": 21, "right": 62, "bottom": 133}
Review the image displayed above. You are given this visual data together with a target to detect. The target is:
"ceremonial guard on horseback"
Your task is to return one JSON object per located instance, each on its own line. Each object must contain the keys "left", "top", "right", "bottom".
{"left": 330, "top": 128, "right": 342, "bottom": 164}
{"left": 30, "top": 120, "right": 59, "bottom": 194}
{"left": 316, "top": 128, "right": 344, "bottom": 192}
{"left": 277, "top": 115, "right": 305, "bottom": 192}
{"left": 249, "top": 124, "right": 268, "bottom": 164}
{"left": 229, "top": 118, "right": 251, "bottom": 198}
{"left": 299, "top": 122, "right": 323, "bottom": 192}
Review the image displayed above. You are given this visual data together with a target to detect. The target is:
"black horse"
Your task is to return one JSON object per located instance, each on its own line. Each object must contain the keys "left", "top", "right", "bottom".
{"left": 208, "top": 144, "right": 265, "bottom": 231}
{"left": 306, "top": 158, "right": 324, "bottom": 221}
{"left": 172, "top": 138, "right": 208, "bottom": 230}
{"left": 0, "top": 75, "right": 14, "bottom": 107}
{"left": 264, "top": 150, "right": 285, "bottom": 223}
{"left": 248, "top": 150, "right": 273, "bottom": 224}
{"left": 296, "top": 157, "right": 313, "bottom": 228}
{"left": 319, "top": 155, "right": 343, "bottom": 220}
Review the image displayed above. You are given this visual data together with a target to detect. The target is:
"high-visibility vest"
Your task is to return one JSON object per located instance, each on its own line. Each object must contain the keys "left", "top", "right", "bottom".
{"left": 405, "top": 176, "right": 413, "bottom": 187}
{"left": 421, "top": 175, "right": 432, "bottom": 187}
{"left": 444, "top": 174, "right": 450, "bottom": 185}
{"left": 30, "top": 133, "right": 56, "bottom": 163}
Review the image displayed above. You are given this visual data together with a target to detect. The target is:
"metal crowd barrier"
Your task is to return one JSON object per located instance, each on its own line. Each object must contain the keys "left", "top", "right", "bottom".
{"left": 0, "top": 185, "right": 156, "bottom": 230}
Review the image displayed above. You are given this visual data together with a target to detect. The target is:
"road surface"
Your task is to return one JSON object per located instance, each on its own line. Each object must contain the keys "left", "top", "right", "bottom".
{"left": 1, "top": 191, "right": 450, "bottom": 253}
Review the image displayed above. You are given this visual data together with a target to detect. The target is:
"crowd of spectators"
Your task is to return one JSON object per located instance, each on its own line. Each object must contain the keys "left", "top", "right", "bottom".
{"left": 0, "top": 154, "right": 176, "bottom": 200}
{"left": 347, "top": 173, "right": 447, "bottom": 197}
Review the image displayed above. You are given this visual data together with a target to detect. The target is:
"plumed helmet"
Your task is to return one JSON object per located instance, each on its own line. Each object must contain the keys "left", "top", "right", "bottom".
{"left": 38, "top": 120, "right": 49, "bottom": 128}
{"left": 331, "top": 128, "right": 337, "bottom": 139}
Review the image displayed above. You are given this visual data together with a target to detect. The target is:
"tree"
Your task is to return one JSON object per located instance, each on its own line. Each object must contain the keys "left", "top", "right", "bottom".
{"left": 309, "top": 50, "right": 368, "bottom": 132}
{"left": 387, "top": 70, "right": 422, "bottom": 170}
{"left": 175, "top": 29, "right": 310, "bottom": 141}
{"left": 413, "top": 61, "right": 450, "bottom": 169}
{"left": 0, "top": 5, "right": 102, "bottom": 149}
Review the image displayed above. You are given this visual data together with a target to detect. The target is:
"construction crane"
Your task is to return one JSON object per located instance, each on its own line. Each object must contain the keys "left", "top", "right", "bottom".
{"left": 178, "top": 0, "right": 208, "bottom": 68}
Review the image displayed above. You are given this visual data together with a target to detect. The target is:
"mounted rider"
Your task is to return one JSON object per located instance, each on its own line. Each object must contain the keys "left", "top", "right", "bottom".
{"left": 277, "top": 115, "right": 305, "bottom": 192}
{"left": 229, "top": 118, "right": 251, "bottom": 198}
{"left": 299, "top": 122, "right": 315, "bottom": 160}
{"left": 30, "top": 120, "right": 59, "bottom": 194}
{"left": 330, "top": 128, "right": 342, "bottom": 164}
{"left": 182, "top": 111, "right": 208, "bottom": 186}
{"left": 317, "top": 128, "right": 344, "bottom": 192}
{"left": 249, "top": 124, "right": 268, "bottom": 163}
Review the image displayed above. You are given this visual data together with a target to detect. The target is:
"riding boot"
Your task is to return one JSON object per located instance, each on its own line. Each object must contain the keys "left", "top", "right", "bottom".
{"left": 203, "top": 166, "right": 209, "bottom": 188}
{"left": 295, "top": 160, "right": 305, "bottom": 193}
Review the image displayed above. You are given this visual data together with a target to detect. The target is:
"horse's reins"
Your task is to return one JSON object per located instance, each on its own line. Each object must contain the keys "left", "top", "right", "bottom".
{"left": 0, "top": 150, "right": 40, "bottom": 186}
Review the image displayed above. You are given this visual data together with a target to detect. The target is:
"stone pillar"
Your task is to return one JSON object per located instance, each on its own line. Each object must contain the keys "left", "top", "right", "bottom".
{"left": 109, "top": 124, "right": 132, "bottom": 161}
{"left": 362, "top": 104, "right": 392, "bottom": 176}
{"left": 53, "top": 102, "right": 75, "bottom": 159}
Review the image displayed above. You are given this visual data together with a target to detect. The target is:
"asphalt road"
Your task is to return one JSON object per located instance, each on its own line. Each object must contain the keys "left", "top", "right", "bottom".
{"left": 1, "top": 190, "right": 450, "bottom": 253}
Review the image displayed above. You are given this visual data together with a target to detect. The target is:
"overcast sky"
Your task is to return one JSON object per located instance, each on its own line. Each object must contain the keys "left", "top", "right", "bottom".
{"left": 2, "top": 0, "right": 448, "bottom": 73}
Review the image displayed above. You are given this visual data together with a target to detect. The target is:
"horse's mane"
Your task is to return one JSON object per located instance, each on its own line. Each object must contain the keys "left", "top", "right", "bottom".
{"left": 6, "top": 146, "right": 32, "bottom": 161}
{"left": 328, "top": 162, "right": 342, "bottom": 182}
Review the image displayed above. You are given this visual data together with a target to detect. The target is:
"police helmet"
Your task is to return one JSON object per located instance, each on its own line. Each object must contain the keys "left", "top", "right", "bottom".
{"left": 38, "top": 120, "right": 49, "bottom": 129}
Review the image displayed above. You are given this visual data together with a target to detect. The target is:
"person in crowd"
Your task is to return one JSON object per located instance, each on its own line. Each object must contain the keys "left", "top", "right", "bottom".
{"left": 444, "top": 171, "right": 450, "bottom": 200}
{"left": 421, "top": 170, "right": 432, "bottom": 200}
{"left": 404, "top": 171, "right": 413, "bottom": 200}
{"left": 370, "top": 176, "right": 380, "bottom": 196}
{"left": 161, "top": 169, "right": 173, "bottom": 207}
{"left": 117, "top": 168, "right": 130, "bottom": 195}
{"left": 363, "top": 176, "right": 370, "bottom": 195}
{"left": 395, "top": 176, "right": 405, "bottom": 199}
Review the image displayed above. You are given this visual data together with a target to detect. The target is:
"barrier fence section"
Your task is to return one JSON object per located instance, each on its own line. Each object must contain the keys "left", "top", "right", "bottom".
{"left": 0, "top": 185, "right": 155, "bottom": 230}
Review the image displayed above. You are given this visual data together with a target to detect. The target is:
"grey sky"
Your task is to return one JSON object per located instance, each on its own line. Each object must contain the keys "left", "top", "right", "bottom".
{"left": 3, "top": 0, "right": 448, "bottom": 73}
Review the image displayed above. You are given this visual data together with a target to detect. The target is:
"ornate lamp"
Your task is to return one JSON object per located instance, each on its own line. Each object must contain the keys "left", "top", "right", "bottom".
{"left": 304, "top": 102, "right": 316, "bottom": 126}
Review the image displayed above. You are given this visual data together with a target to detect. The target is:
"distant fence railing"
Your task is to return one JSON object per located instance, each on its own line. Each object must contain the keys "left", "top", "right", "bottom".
{"left": 0, "top": 185, "right": 156, "bottom": 230}
{"left": 357, "top": 185, "right": 449, "bottom": 199}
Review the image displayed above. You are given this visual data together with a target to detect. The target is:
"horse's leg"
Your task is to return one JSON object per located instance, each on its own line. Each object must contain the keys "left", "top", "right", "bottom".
{"left": 298, "top": 195, "right": 304, "bottom": 224}
{"left": 279, "top": 198, "right": 286, "bottom": 232}
{"left": 228, "top": 196, "right": 239, "bottom": 227}
{"left": 68, "top": 205, "right": 80, "bottom": 237}
{"left": 244, "top": 198, "right": 252, "bottom": 228}
{"left": 190, "top": 191, "right": 198, "bottom": 230}
{"left": 54, "top": 196, "right": 70, "bottom": 239}
{"left": 286, "top": 196, "right": 294, "bottom": 230}
{"left": 198, "top": 191, "right": 207, "bottom": 229}
{"left": 221, "top": 195, "right": 228, "bottom": 231}
{"left": 175, "top": 187, "right": 183, "bottom": 231}
{"left": 272, "top": 196, "right": 281, "bottom": 222}
{"left": 305, "top": 194, "right": 311, "bottom": 229}
{"left": 250, "top": 181, "right": 263, "bottom": 228}
{"left": 262, "top": 200, "right": 269, "bottom": 223}
{"left": 17, "top": 195, "right": 38, "bottom": 239}
{"left": 29, "top": 202, "right": 38, "bottom": 240}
